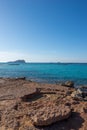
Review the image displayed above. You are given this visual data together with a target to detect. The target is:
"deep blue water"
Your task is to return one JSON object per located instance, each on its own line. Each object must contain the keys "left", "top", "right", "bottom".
{"left": 0, "top": 63, "right": 87, "bottom": 86}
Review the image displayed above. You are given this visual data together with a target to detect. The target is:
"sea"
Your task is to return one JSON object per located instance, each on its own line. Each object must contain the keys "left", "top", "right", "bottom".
{"left": 0, "top": 63, "right": 87, "bottom": 86}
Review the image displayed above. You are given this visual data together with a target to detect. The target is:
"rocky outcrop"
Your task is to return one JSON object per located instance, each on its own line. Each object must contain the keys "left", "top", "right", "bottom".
{"left": 71, "top": 86, "right": 87, "bottom": 101}
{"left": 0, "top": 78, "right": 87, "bottom": 130}
{"left": 71, "top": 89, "right": 83, "bottom": 100}
{"left": 61, "top": 81, "right": 74, "bottom": 88}
{"left": 15, "top": 77, "right": 26, "bottom": 80}
{"left": 79, "top": 86, "right": 87, "bottom": 97}
{"left": 30, "top": 103, "right": 71, "bottom": 126}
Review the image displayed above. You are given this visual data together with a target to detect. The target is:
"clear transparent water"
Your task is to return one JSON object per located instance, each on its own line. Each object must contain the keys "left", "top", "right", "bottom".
{"left": 0, "top": 63, "right": 87, "bottom": 86}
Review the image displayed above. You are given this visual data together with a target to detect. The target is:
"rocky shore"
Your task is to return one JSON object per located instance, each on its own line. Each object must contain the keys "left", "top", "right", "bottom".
{"left": 0, "top": 78, "right": 87, "bottom": 130}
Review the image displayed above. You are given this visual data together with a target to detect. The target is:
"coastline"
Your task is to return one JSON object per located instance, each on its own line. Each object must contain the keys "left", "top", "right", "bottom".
{"left": 0, "top": 77, "right": 87, "bottom": 130}
{"left": 0, "top": 62, "right": 87, "bottom": 86}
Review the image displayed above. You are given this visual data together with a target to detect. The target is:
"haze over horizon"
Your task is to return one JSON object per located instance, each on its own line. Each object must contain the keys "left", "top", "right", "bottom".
{"left": 0, "top": 0, "right": 87, "bottom": 62}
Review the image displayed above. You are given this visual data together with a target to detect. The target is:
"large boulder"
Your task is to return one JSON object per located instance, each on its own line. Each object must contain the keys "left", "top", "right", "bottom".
{"left": 29, "top": 102, "right": 71, "bottom": 126}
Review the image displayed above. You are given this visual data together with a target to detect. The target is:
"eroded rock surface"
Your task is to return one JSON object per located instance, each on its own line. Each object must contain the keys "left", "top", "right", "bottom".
{"left": 59, "top": 80, "right": 74, "bottom": 88}
{"left": 0, "top": 78, "right": 86, "bottom": 130}
{"left": 30, "top": 103, "right": 71, "bottom": 126}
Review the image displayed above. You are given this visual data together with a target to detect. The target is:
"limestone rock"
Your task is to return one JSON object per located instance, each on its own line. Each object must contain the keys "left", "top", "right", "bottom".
{"left": 79, "top": 86, "right": 87, "bottom": 97}
{"left": 64, "top": 81, "right": 74, "bottom": 88}
{"left": 71, "top": 87, "right": 87, "bottom": 101}
{"left": 30, "top": 103, "right": 71, "bottom": 126}
{"left": 71, "top": 90, "right": 83, "bottom": 100}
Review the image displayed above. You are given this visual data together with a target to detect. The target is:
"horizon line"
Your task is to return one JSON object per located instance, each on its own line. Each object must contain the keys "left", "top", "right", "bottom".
{"left": 0, "top": 61, "right": 87, "bottom": 64}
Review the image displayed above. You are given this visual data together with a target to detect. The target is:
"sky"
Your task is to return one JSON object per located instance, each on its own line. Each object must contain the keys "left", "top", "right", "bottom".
{"left": 0, "top": 0, "right": 87, "bottom": 62}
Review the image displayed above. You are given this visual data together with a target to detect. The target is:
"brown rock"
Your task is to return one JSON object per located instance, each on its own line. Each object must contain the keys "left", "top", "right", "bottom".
{"left": 30, "top": 103, "right": 71, "bottom": 126}
{"left": 64, "top": 81, "right": 74, "bottom": 88}
{"left": 0, "top": 78, "right": 87, "bottom": 130}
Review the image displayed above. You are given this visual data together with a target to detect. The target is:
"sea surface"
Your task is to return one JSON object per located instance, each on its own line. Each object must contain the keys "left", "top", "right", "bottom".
{"left": 0, "top": 63, "right": 87, "bottom": 86}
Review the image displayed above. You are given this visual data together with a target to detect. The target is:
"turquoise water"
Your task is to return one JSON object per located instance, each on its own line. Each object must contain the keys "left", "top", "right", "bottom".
{"left": 0, "top": 63, "right": 87, "bottom": 86}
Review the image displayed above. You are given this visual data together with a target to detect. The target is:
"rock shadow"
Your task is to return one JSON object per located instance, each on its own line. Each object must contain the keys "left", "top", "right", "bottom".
{"left": 21, "top": 93, "right": 43, "bottom": 102}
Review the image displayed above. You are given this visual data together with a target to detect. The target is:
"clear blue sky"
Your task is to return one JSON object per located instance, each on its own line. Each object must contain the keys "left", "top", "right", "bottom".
{"left": 0, "top": 0, "right": 87, "bottom": 62}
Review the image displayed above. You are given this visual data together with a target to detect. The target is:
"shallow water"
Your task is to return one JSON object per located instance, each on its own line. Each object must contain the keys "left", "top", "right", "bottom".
{"left": 0, "top": 63, "right": 87, "bottom": 85}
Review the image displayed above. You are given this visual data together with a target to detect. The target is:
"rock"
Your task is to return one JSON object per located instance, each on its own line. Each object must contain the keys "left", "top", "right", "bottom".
{"left": 64, "top": 81, "right": 74, "bottom": 88}
{"left": 80, "top": 107, "right": 87, "bottom": 113}
{"left": 71, "top": 90, "right": 83, "bottom": 100}
{"left": 0, "top": 78, "right": 87, "bottom": 130}
{"left": 71, "top": 87, "right": 87, "bottom": 101}
{"left": 79, "top": 86, "right": 87, "bottom": 97}
{"left": 30, "top": 103, "right": 71, "bottom": 126}
{"left": 21, "top": 88, "right": 41, "bottom": 102}
{"left": 16, "top": 77, "right": 26, "bottom": 80}
{"left": 84, "top": 97, "right": 87, "bottom": 101}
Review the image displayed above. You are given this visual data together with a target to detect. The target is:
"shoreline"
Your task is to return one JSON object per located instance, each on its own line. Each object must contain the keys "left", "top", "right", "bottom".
{"left": 0, "top": 76, "right": 87, "bottom": 87}
{"left": 0, "top": 77, "right": 87, "bottom": 130}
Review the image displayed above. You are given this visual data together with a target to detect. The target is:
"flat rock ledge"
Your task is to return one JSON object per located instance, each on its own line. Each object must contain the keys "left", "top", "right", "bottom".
{"left": 29, "top": 102, "right": 71, "bottom": 126}
{"left": 0, "top": 78, "right": 87, "bottom": 130}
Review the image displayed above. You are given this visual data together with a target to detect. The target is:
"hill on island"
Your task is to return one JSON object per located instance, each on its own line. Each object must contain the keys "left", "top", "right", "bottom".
{"left": 7, "top": 60, "right": 26, "bottom": 64}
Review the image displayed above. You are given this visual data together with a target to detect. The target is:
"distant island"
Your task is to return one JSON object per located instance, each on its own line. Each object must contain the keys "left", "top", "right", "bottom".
{"left": 7, "top": 60, "right": 26, "bottom": 65}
